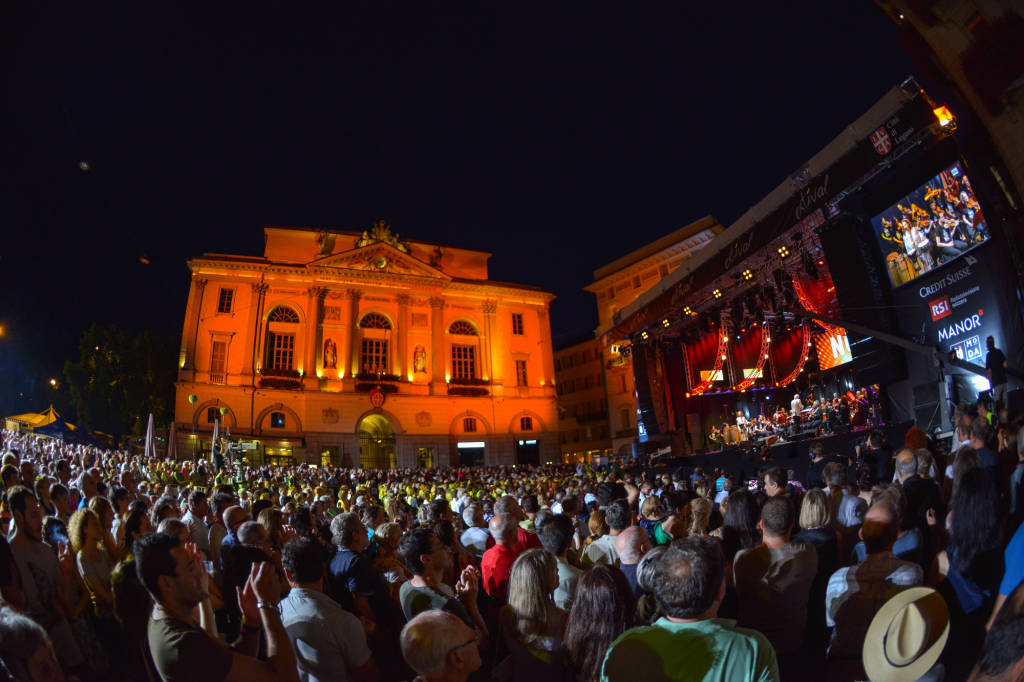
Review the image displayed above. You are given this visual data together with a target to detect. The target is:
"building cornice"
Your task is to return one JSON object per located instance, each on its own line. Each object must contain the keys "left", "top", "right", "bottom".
{"left": 188, "top": 258, "right": 555, "bottom": 304}
{"left": 584, "top": 230, "right": 717, "bottom": 293}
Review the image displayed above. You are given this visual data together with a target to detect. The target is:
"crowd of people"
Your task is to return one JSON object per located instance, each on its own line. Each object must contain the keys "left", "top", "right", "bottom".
{"left": 1, "top": 395, "right": 1023, "bottom": 681}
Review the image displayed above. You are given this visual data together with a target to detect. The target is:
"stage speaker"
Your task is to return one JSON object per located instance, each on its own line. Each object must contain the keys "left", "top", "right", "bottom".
{"left": 912, "top": 382, "right": 946, "bottom": 432}
{"left": 816, "top": 214, "right": 907, "bottom": 386}
{"left": 1007, "top": 388, "right": 1024, "bottom": 415}
{"left": 632, "top": 343, "right": 660, "bottom": 439}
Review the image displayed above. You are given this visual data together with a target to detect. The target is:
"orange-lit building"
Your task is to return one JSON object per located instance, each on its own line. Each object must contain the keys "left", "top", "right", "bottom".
{"left": 585, "top": 216, "right": 723, "bottom": 457}
{"left": 554, "top": 336, "right": 611, "bottom": 464}
{"left": 174, "top": 222, "right": 558, "bottom": 468}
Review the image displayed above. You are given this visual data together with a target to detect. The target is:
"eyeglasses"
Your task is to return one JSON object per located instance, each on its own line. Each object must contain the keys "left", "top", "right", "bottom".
{"left": 448, "top": 635, "right": 479, "bottom": 656}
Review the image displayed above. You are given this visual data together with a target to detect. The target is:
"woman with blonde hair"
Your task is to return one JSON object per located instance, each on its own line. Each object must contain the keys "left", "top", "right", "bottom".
{"left": 496, "top": 548, "right": 567, "bottom": 680}
{"left": 583, "top": 509, "right": 608, "bottom": 548}
{"left": 687, "top": 497, "right": 712, "bottom": 536}
{"left": 69, "top": 508, "right": 119, "bottom": 651}
{"left": 793, "top": 488, "right": 839, "bottom": 655}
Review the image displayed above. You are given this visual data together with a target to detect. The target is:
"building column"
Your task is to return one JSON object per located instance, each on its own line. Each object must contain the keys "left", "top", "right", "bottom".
{"left": 430, "top": 296, "right": 446, "bottom": 394}
{"left": 240, "top": 282, "right": 268, "bottom": 379}
{"left": 303, "top": 286, "right": 324, "bottom": 389}
{"left": 396, "top": 294, "right": 410, "bottom": 379}
{"left": 181, "top": 277, "right": 208, "bottom": 375}
{"left": 537, "top": 308, "right": 555, "bottom": 387}
{"left": 347, "top": 289, "right": 363, "bottom": 378}
{"left": 481, "top": 300, "right": 496, "bottom": 383}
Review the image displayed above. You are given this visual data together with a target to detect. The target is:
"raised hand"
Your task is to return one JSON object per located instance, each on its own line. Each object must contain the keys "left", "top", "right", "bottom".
{"left": 185, "top": 541, "right": 209, "bottom": 593}
{"left": 237, "top": 571, "right": 260, "bottom": 625}
{"left": 280, "top": 524, "right": 298, "bottom": 545}
{"left": 251, "top": 560, "right": 281, "bottom": 605}
{"left": 456, "top": 564, "right": 479, "bottom": 601}
{"left": 57, "top": 542, "right": 74, "bottom": 577}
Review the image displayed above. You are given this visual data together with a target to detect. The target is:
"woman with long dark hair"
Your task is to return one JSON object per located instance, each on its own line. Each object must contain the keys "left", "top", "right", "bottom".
{"left": 711, "top": 488, "right": 761, "bottom": 561}
{"left": 563, "top": 564, "right": 635, "bottom": 682}
{"left": 930, "top": 467, "right": 1003, "bottom": 668}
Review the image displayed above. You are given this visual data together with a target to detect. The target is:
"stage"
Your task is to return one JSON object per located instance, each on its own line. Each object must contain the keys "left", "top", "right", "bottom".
{"left": 637, "top": 421, "right": 913, "bottom": 488}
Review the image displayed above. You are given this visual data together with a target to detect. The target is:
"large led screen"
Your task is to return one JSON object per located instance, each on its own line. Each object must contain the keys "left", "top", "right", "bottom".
{"left": 815, "top": 330, "right": 853, "bottom": 371}
{"left": 870, "top": 161, "right": 989, "bottom": 288}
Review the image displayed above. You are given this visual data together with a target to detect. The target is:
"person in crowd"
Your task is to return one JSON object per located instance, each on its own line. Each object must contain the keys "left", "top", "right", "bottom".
{"left": 6, "top": 486, "right": 85, "bottom": 675}
{"left": 137, "top": 532, "right": 300, "bottom": 682}
{"left": 985, "top": 336, "right": 1008, "bottom": 409}
{"left": 581, "top": 499, "right": 629, "bottom": 568}
{"left": 858, "top": 429, "right": 894, "bottom": 484}
{"left": 852, "top": 484, "right": 924, "bottom": 566}
{"left": 396, "top": 528, "right": 488, "bottom": 649}
{"left": 482, "top": 513, "right": 518, "bottom": 602}
{"left": 826, "top": 499, "right": 923, "bottom": 678}
{"left": 972, "top": 580, "right": 1024, "bottom": 682}
{"left": 971, "top": 418, "right": 1001, "bottom": 480}
{"left": 712, "top": 487, "right": 761, "bottom": 562}
{"left": 497, "top": 548, "right": 567, "bottom": 679}
{"left": 763, "top": 468, "right": 788, "bottom": 498}
{"left": 614, "top": 526, "right": 650, "bottom": 600}
{"left": 931, "top": 467, "right": 1004, "bottom": 670}
{"left": 460, "top": 504, "right": 489, "bottom": 557}
{"left": 181, "top": 489, "right": 211, "bottom": 559}
{"left": 279, "top": 537, "right": 379, "bottom": 682}
{"left": 805, "top": 442, "right": 839, "bottom": 491}
{"left": 896, "top": 449, "right": 941, "bottom": 539}
{"left": 371, "top": 521, "right": 411, "bottom": 594}
{"left": 69, "top": 508, "right": 118, "bottom": 647}
{"left": 400, "top": 611, "right": 482, "bottom": 682}
{"left": 602, "top": 536, "right": 779, "bottom": 681}
{"left": 48, "top": 484, "right": 72, "bottom": 525}
{"left": 733, "top": 495, "right": 817, "bottom": 674}
{"left": 793, "top": 488, "right": 838, "bottom": 656}
{"left": 327, "top": 512, "right": 379, "bottom": 623}
{"left": 633, "top": 544, "right": 666, "bottom": 625}
{"left": 539, "top": 513, "right": 581, "bottom": 611}
{"left": 0, "top": 605, "right": 65, "bottom": 682}
{"left": 493, "top": 496, "right": 542, "bottom": 554}
{"left": 111, "top": 509, "right": 155, "bottom": 682}
{"left": 636, "top": 496, "right": 671, "bottom": 545}
{"left": 208, "top": 492, "right": 235, "bottom": 583}
{"left": 564, "top": 564, "right": 636, "bottom": 682}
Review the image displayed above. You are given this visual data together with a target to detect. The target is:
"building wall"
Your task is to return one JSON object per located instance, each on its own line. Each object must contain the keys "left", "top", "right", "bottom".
{"left": 174, "top": 225, "right": 558, "bottom": 468}
{"left": 585, "top": 217, "right": 723, "bottom": 456}
{"left": 554, "top": 337, "right": 610, "bottom": 464}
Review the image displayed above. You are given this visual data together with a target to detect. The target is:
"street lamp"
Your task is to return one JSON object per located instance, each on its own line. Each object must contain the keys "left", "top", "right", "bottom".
{"left": 49, "top": 378, "right": 58, "bottom": 388}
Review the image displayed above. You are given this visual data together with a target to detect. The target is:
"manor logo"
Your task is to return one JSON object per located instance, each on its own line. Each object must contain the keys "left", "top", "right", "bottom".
{"left": 937, "top": 311, "right": 983, "bottom": 342}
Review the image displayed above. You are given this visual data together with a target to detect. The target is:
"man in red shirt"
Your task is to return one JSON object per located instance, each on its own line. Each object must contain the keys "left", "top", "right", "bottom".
{"left": 493, "top": 495, "right": 542, "bottom": 554}
{"left": 480, "top": 514, "right": 518, "bottom": 602}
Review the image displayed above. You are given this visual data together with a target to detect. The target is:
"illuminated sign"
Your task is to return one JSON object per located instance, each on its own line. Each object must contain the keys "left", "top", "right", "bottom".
{"left": 815, "top": 331, "right": 853, "bottom": 371}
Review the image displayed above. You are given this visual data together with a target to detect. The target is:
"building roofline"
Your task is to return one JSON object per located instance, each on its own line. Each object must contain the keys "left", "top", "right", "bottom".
{"left": 263, "top": 225, "right": 494, "bottom": 258}
{"left": 591, "top": 215, "right": 720, "bottom": 282}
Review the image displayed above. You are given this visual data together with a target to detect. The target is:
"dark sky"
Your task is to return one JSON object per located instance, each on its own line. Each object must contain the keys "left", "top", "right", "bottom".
{"left": 1, "top": 1, "right": 917, "bottom": 415}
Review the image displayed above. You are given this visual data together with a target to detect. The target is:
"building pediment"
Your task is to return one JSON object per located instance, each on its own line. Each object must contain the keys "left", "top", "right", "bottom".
{"left": 309, "top": 243, "right": 450, "bottom": 280}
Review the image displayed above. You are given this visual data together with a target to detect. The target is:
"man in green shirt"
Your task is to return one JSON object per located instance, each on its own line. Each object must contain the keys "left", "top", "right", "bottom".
{"left": 601, "top": 536, "right": 779, "bottom": 682}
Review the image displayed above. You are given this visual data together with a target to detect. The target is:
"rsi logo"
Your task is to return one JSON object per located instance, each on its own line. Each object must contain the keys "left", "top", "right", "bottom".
{"left": 929, "top": 296, "right": 952, "bottom": 322}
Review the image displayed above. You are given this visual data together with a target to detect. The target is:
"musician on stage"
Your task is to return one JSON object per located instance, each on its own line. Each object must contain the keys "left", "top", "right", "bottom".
{"left": 791, "top": 393, "right": 804, "bottom": 415}
{"left": 735, "top": 411, "right": 748, "bottom": 440}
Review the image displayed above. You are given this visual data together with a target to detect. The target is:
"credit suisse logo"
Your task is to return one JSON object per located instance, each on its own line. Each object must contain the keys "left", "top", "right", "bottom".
{"left": 929, "top": 296, "right": 952, "bottom": 322}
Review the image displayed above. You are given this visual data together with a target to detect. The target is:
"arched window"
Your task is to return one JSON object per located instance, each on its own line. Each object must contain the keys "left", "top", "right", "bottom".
{"left": 265, "top": 306, "right": 299, "bottom": 370}
{"left": 359, "top": 313, "right": 392, "bottom": 329}
{"left": 268, "top": 306, "right": 300, "bottom": 323}
{"left": 448, "top": 320, "right": 477, "bottom": 336}
{"left": 359, "top": 313, "right": 391, "bottom": 374}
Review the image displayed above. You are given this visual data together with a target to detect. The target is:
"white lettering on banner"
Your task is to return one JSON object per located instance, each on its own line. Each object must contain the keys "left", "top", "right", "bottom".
{"left": 795, "top": 174, "right": 830, "bottom": 221}
{"left": 918, "top": 264, "right": 974, "bottom": 298}
{"left": 829, "top": 334, "right": 851, "bottom": 359}
{"left": 937, "top": 314, "right": 983, "bottom": 342}
{"left": 950, "top": 286, "right": 980, "bottom": 309}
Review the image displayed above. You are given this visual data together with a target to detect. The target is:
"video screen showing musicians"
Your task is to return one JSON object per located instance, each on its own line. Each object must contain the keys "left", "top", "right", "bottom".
{"left": 870, "top": 161, "right": 988, "bottom": 288}
{"left": 706, "top": 385, "right": 880, "bottom": 450}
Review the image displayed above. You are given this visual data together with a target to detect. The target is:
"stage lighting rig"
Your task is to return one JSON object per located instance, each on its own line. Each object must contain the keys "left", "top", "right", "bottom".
{"left": 712, "top": 289, "right": 722, "bottom": 299}
{"left": 741, "top": 268, "right": 754, "bottom": 281}
{"left": 777, "top": 244, "right": 790, "bottom": 258}
{"left": 802, "top": 251, "right": 820, "bottom": 279}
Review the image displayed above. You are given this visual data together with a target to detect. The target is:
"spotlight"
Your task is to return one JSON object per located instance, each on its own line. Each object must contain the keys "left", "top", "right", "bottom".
{"left": 742, "top": 269, "right": 754, "bottom": 281}
{"left": 641, "top": 331, "right": 649, "bottom": 340}
{"left": 662, "top": 319, "right": 671, "bottom": 328}
{"left": 712, "top": 289, "right": 722, "bottom": 299}
{"left": 683, "top": 306, "right": 693, "bottom": 316}
{"left": 777, "top": 245, "right": 790, "bottom": 258}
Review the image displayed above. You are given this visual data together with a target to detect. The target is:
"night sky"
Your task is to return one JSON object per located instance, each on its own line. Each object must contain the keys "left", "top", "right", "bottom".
{"left": 2, "top": 1, "right": 918, "bottom": 416}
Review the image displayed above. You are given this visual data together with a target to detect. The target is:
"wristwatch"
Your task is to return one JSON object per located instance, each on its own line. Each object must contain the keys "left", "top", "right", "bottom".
{"left": 257, "top": 600, "right": 278, "bottom": 610}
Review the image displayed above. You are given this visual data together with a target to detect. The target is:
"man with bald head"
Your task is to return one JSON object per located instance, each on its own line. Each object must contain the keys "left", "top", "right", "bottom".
{"left": 824, "top": 499, "right": 923, "bottom": 673}
{"left": 401, "top": 611, "right": 481, "bottom": 682}
{"left": 481, "top": 514, "right": 518, "bottom": 602}
{"left": 493, "top": 495, "right": 542, "bottom": 554}
{"left": 615, "top": 526, "right": 650, "bottom": 599}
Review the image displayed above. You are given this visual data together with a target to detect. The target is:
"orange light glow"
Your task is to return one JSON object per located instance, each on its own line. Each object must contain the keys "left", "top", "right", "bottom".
{"left": 933, "top": 106, "right": 954, "bottom": 127}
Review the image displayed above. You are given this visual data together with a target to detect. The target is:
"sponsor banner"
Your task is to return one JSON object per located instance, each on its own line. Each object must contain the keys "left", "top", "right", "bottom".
{"left": 890, "top": 245, "right": 1005, "bottom": 365}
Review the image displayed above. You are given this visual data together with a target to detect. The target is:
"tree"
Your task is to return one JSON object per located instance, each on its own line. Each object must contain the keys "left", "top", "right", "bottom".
{"left": 63, "top": 325, "right": 179, "bottom": 440}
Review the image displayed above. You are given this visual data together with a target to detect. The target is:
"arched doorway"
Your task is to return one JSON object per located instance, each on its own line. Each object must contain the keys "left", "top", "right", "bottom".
{"left": 358, "top": 414, "right": 396, "bottom": 469}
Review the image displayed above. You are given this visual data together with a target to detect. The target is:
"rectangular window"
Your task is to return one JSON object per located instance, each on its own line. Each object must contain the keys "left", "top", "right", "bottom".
{"left": 217, "top": 287, "right": 234, "bottom": 313}
{"left": 618, "top": 375, "right": 627, "bottom": 393}
{"left": 520, "top": 416, "right": 533, "bottom": 431}
{"left": 270, "top": 333, "right": 295, "bottom": 370}
{"left": 210, "top": 341, "right": 227, "bottom": 385}
{"left": 452, "top": 345, "right": 476, "bottom": 380}
{"left": 632, "top": 275, "right": 642, "bottom": 289}
{"left": 206, "top": 407, "right": 218, "bottom": 423}
{"left": 620, "top": 408, "right": 630, "bottom": 430}
{"left": 361, "top": 338, "right": 388, "bottom": 374}
{"left": 511, "top": 313, "right": 524, "bottom": 335}
{"left": 463, "top": 417, "right": 477, "bottom": 433}
{"left": 515, "top": 360, "right": 528, "bottom": 386}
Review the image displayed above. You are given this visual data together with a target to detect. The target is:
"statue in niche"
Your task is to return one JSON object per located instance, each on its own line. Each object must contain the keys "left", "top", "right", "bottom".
{"left": 413, "top": 345, "right": 427, "bottom": 373}
{"left": 323, "top": 338, "right": 338, "bottom": 369}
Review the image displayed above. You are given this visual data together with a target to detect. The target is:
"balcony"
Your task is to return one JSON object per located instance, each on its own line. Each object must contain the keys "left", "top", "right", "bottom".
{"left": 447, "top": 377, "right": 489, "bottom": 397}
{"left": 575, "top": 412, "right": 608, "bottom": 425}
{"left": 258, "top": 368, "right": 302, "bottom": 389}
{"left": 354, "top": 371, "right": 402, "bottom": 393}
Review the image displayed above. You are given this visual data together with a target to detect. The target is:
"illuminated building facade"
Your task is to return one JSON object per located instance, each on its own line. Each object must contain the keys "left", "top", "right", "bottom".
{"left": 174, "top": 222, "right": 558, "bottom": 468}
{"left": 585, "top": 217, "right": 723, "bottom": 457}
{"left": 554, "top": 336, "right": 611, "bottom": 464}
